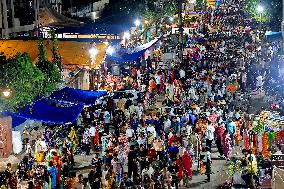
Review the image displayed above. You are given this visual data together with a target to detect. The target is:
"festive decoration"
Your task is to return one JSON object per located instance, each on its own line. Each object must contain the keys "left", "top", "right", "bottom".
{"left": 262, "top": 131, "right": 269, "bottom": 159}
{"left": 228, "top": 162, "right": 235, "bottom": 177}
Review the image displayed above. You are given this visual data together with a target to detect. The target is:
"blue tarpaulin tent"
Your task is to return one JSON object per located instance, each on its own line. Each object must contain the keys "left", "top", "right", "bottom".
{"left": 107, "top": 37, "right": 161, "bottom": 63}
{"left": 49, "top": 87, "right": 107, "bottom": 106}
{"left": 265, "top": 31, "right": 282, "bottom": 41}
{"left": 14, "top": 99, "right": 85, "bottom": 125}
{"left": 10, "top": 88, "right": 108, "bottom": 127}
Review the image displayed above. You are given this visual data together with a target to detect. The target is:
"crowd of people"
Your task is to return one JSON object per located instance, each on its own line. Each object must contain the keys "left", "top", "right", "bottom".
{"left": 0, "top": 0, "right": 283, "bottom": 189}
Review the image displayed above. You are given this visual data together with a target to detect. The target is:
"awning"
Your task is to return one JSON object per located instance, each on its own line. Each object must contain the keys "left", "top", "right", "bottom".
{"left": 107, "top": 37, "right": 161, "bottom": 63}
{"left": 39, "top": 8, "right": 84, "bottom": 27}
{"left": 14, "top": 99, "right": 85, "bottom": 125}
{"left": 265, "top": 31, "right": 282, "bottom": 42}
{"left": 9, "top": 87, "right": 108, "bottom": 127}
{"left": 49, "top": 87, "right": 107, "bottom": 106}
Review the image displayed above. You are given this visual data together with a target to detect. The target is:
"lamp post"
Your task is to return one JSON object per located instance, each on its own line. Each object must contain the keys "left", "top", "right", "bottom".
{"left": 123, "top": 31, "right": 130, "bottom": 47}
{"left": 256, "top": 5, "right": 264, "bottom": 22}
{"left": 169, "top": 17, "right": 174, "bottom": 35}
{"left": 178, "top": 0, "right": 184, "bottom": 63}
{"left": 89, "top": 47, "right": 99, "bottom": 90}
{"left": 135, "top": 19, "right": 141, "bottom": 45}
{"left": 135, "top": 19, "right": 141, "bottom": 28}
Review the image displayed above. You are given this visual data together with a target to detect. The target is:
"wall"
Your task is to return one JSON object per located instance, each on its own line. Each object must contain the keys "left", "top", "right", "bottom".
{"left": 0, "top": 116, "right": 12, "bottom": 158}
{"left": 0, "top": 0, "right": 36, "bottom": 38}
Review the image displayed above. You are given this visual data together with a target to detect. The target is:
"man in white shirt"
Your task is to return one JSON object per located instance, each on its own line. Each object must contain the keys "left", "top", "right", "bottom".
{"left": 89, "top": 125, "right": 96, "bottom": 152}
{"left": 205, "top": 123, "right": 215, "bottom": 152}
{"left": 126, "top": 126, "right": 135, "bottom": 139}
{"left": 147, "top": 124, "right": 156, "bottom": 138}
{"left": 179, "top": 69, "right": 185, "bottom": 79}
{"left": 164, "top": 117, "right": 171, "bottom": 134}
{"left": 155, "top": 73, "right": 161, "bottom": 92}
{"left": 142, "top": 165, "right": 154, "bottom": 180}
{"left": 137, "top": 104, "right": 144, "bottom": 119}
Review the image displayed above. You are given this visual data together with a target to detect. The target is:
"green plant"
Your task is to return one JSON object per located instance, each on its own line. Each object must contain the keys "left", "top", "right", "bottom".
{"left": 0, "top": 53, "right": 45, "bottom": 112}
{"left": 0, "top": 31, "right": 62, "bottom": 112}
{"left": 36, "top": 34, "right": 61, "bottom": 95}
{"left": 195, "top": 0, "right": 205, "bottom": 10}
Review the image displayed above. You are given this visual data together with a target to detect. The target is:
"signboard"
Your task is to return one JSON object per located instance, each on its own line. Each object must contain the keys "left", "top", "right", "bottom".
{"left": 112, "top": 64, "right": 120, "bottom": 76}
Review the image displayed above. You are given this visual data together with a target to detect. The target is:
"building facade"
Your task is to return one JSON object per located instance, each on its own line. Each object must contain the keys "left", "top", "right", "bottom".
{"left": 40, "top": 0, "right": 62, "bottom": 13}
{"left": 0, "top": 0, "right": 38, "bottom": 38}
{"left": 70, "top": 0, "right": 109, "bottom": 19}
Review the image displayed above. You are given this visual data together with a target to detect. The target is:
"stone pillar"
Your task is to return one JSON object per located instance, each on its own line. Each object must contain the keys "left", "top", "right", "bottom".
{"left": 11, "top": 0, "right": 14, "bottom": 27}
{"left": 0, "top": 0, "right": 2, "bottom": 37}
{"left": 2, "top": 0, "right": 8, "bottom": 38}
{"left": 0, "top": 116, "right": 12, "bottom": 158}
{"left": 82, "top": 69, "right": 90, "bottom": 90}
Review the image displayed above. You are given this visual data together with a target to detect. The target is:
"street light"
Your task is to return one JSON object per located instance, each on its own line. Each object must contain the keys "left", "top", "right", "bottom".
{"left": 89, "top": 48, "right": 98, "bottom": 56}
{"left": 135, "top": 19, "right": 141, "bottom": 27}
{"left": 257, "top": 5, "right": 264, "bottom": 13}
{"left": 106, "top": 46, "right": 115, "bottom": 55}
{"left": 2, "top": 89, "right": 11, "bottom": 97}
{"left": 123, "top": 32, "right": 131, "bottom": 40}
{"left": 89, "top": 48, "right": 98, "bottom": 66}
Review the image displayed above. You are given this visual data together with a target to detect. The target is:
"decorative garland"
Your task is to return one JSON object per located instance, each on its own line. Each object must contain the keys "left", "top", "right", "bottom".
{"left": 262, "top": 131, "right": 269, "bottom": 159}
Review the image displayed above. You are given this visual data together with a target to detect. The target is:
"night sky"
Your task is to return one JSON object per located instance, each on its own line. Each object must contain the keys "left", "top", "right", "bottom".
{"left": 61, "top": 0, "right": 283, "bottom": 30}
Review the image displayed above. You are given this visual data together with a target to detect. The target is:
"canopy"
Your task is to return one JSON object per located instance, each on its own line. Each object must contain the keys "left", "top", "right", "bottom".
{"left": 265, "top": 31, "right": 282, "bottom": 42}
{"left": 107, "top": 37, "right": 161, "bottom": 63}
{"left": 10, "top": 88, "right": 107, "bottom": 127}
{"left": 14, "top": 99, "right": 85, "bottom": 125}
{"left": 49, "top": 87, "right": 107, "bottom": 106}
{"left": 39, "top": 8, "right": 84, "bottom": 27}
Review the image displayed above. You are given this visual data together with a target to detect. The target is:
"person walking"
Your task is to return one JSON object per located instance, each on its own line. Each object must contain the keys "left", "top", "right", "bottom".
{"left": 215, "top": 123, "right": 225, "bottom": 157}
{"left": 223, "top": 130, "right": 232, "bottom": 161}
{"left": 111, "top": 154, "right": 123, "bottom": 186}
{"left": 205, "top": 121, "right": 215, "bottom": 152}
{"left": 227, "top": 119, "right": 236, "bottom": 146}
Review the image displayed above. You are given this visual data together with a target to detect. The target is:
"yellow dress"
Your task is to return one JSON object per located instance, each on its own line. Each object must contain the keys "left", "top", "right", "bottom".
{"left": 105, "top": 171, "right": 115, "bottom": 189}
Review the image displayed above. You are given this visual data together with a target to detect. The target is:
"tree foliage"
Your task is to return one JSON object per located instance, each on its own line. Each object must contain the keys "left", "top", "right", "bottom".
{"left": 0, "top": 32, "right": 62, "bottom": 112}
{"left": 36, "top": 34, "right": 61, "bottom": 96}
{"left": 195, "top": 0, "right": 205, "bottom": 10}
{"left": 244, "top": 0, "right": 270, "bottom": 23}
{"left": 0, "top": 53, "right": 45, "bottom": 112}
{"left": 144, "top": 0, "right": 178, "bottom": 22}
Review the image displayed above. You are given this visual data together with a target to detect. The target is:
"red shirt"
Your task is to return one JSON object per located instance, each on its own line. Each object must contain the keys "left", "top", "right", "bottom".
{"left": 148, "top": 148, "right": 157, "bottom": 160}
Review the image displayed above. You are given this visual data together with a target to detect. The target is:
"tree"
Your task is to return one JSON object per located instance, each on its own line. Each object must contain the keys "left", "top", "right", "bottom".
{"left": 143, "top": 0, "right": 178, "bottom": 37}
{"left": 144, "top": 0, "right": 178, "bottom": 22}
{"left": 195, "top": 0, "right": 206, "bottom": 11}
{"left": 36, "top": 34, "right": 61, "bottom": 96}
{"left": 0, "top": 53, "right": 45, "bottom": 112}
{"left": 0, "top": 31, "right": 62, "bottom": 112}
{"left": 244, "top": 0, "right": 270, "bottom": 23}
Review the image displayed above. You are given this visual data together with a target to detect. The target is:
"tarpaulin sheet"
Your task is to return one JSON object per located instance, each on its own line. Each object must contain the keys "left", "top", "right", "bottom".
{"left": 265, "top": 31, "right": 282, "bottom": 42}
{"left": 14, "top": 99, "right": 84, "bottom": 125}
{"left": 107, "top": 37, "right": 161, "bottom": 63}
{"left": 49, "top": 87, "right": 107, "bottom": 106}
